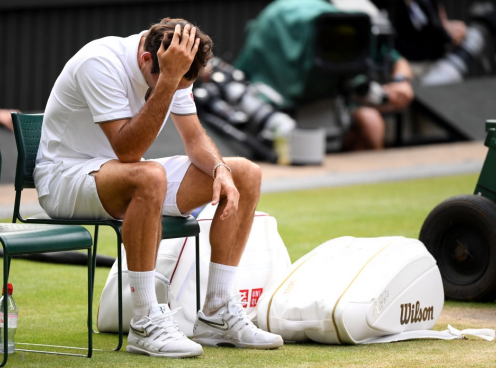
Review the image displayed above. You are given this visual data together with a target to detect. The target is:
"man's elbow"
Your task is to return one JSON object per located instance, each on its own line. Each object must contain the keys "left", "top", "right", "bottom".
{"left": 113, "top": 148, "right": 142, "bottom": 163}
{"left": 118, "top": 156, "right": 142, "bottom": 164}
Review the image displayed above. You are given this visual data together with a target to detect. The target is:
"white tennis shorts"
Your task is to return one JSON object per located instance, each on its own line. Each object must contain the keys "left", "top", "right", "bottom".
{"left": 39, "top": 155, "right": 192, "bottom": 220}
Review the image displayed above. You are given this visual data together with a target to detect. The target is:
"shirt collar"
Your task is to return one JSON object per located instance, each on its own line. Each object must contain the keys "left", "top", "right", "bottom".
{"left": 125, "top": 30, "right": 148, "bottom": 89}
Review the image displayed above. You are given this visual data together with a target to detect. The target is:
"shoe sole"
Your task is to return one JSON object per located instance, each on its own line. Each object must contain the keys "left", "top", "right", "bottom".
{"left": 126, "top": 345, "right": 203, "bottom": 358}
{"left": 193, "top": 337, "right": 283, "bottom": 349}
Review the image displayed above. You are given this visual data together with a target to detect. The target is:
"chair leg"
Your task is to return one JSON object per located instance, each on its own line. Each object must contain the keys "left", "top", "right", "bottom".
{"left": 92, "top": 227, "right": 123, "bottom": 352}
{"left": 91, "top": 226, "right": 99, "bottom": 334}
{"left": 87, "top": 248, "right": 93, "bottom": 358}
{"left": 116, "top": 234, "right": 123, "bottom": 352}
{"left": 0, "top": 252, "right": 9, "bottom": 367}
{"left": 195, "top": 235, "right": 200, "bottom": 313}
{"left": 5, "top": 258, "right": 10, "bottom": 282}
{"left": 91, "top": 226, "right": 99, "bottom": 299}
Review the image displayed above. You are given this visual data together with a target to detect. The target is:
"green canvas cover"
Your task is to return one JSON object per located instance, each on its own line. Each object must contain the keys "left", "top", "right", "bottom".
{"left": 235, "top": 0, "right": 344, "bottom": 108}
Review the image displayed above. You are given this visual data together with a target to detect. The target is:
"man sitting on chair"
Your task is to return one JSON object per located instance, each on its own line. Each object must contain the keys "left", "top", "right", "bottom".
{"left": 33, "top": 17, "right": 283, "bottom": 358}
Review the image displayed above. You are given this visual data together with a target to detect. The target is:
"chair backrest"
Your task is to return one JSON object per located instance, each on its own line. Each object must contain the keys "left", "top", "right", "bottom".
{"left": 11, "top": 113, "right": 43, "bottom": 192}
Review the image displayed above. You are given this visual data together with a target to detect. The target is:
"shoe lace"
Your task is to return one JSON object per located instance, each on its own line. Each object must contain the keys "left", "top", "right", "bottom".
{"left": 149, "top": 307, "right": 186, "bottom": 342}
{"left": 221, "top": 295, "right": 257, "bottom": 335}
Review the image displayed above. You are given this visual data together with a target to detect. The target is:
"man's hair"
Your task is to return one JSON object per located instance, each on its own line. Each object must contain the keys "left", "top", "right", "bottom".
{"left": 144, "top": 17, "right": 214, "bottom": 80}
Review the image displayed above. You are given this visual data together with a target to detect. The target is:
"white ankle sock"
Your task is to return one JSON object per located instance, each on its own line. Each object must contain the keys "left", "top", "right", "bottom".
{"left": 203, "top": 262, "right": 238, "bottom": 316}
{"left": 128, "top": 270, "right": 158, "bottom": 322}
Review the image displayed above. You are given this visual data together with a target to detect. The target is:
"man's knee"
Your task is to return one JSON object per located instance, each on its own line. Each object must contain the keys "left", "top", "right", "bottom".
{"left": 354, "top": 107, "right": 383, "bottom": 126}
{"left": 229, "top": 158, "right": 262, "bottom": 196}
{"left": 353, "top": 108, "right": 385, "bottom": 135}
{"left": 247, "top": 161, "right": 262, "bottom": 192}
{"left": 130, "top": 161, "right": 167, "bottom": 199}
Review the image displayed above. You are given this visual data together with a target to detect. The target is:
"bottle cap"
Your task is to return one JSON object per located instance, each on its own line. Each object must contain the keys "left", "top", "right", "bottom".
{"left": 1, "top": 283, "right": 13, "bottom": 295}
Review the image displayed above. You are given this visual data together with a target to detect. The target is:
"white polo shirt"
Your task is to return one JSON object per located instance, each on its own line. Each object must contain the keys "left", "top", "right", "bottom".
{"left": 34, "top": 31, "right": 196, "bottom": 198}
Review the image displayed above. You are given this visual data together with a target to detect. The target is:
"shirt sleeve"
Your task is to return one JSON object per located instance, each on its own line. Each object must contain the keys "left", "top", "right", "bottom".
{"left": 375, "top": 45, "right": 402, "bottom": 65}
{"left": 75, "top": 56, "right": 133, "bottom": 123}
{"left": 170, "top": 85, "right": 197, "bottom": 115}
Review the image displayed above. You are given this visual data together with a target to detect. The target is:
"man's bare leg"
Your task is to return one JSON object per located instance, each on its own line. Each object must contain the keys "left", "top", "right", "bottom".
{"left": 344, "top": 107, "right": 386, "bottom": 151}
{"left": 176, "top": 157, "right": 262, "bottom": 315}
{"left": 94, "top": 159, "right": 167, "bottom": 320}
{"left": 177, "top": 157, "right": 262, "bottom": 265}
{"left": 178, "top": 157, "right": 283, "bottom": 349}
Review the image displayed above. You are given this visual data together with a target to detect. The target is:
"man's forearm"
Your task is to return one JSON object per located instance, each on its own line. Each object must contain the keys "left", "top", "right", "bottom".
{"left": 185, "top": 130, "right": 226, "bottom": 178}
{"left": 392, "top": 58, "right": 413, "bottom": 80}
{"left": 110, "top": 77, "right": 180, "bottom": 162}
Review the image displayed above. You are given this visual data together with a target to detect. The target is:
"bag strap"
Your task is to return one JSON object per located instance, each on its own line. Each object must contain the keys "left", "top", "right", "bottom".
{"left": 363, "top": 325, "right": 495, "bottom": 344}
{"left": 260, "top": 314, "right": 495, "bottom": 344}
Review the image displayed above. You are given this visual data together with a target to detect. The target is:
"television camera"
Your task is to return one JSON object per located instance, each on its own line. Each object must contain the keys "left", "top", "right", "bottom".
{"left": 195, "top": 1, "right": 397, "bottom": 163}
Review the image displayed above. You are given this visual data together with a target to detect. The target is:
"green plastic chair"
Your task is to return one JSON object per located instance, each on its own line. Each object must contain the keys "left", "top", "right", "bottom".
{"left": 11, "top": 112, "right": 202, "bottom": 351}
{"left": 0, "top": 150, "right": 94, "bottom": 366}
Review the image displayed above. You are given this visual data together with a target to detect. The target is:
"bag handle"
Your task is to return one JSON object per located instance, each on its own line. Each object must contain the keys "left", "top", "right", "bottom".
{"left": 270, "top": 317, "right": 335, "bottom": 332}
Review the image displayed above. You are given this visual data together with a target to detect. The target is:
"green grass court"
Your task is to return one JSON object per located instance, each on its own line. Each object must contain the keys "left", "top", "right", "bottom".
{"left": 2, "top": 173, "right": 495, "bottom": 367}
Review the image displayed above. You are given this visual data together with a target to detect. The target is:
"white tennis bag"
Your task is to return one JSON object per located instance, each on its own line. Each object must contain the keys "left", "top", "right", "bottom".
{"left": 97, "top": 204, "right": 291, "bottom": 336}
{"left": 257, "top": 236, "right": 494, "bottom": 344}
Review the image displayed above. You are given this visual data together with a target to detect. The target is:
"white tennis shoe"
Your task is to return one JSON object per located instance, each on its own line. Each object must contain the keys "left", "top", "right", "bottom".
{"left": 127, "top": 304, "right": 203, "bottom": 358}
{"left": 193, "top": 295, "right": 284, "bottom": 349}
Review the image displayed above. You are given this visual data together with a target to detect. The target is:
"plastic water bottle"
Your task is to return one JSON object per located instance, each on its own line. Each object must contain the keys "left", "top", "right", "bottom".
{"left": 0, "top": 283, "right": 18, "bottom": 354}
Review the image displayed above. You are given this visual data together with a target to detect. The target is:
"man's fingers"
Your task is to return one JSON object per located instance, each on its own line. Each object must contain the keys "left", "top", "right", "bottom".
{"left": 158, "top": 33, "right": 168, "bottom": 55}
{"left": 192, "top": 38, "right": 200, "bottom": 54}
{"left": 221, "top": 190, "right": 239, "bottom": 220}
{"left": 222, "top": 199, "right": 233, "bottom": 220}
{"left": 222, "top": 198, "right": 237, "bottom": 220}
{"left": 227, "top": 205, "right": 239, "bottom": 219}
{"left": 171, "top": 24, "right": 181, "bottom": 46}
{"left": 187, "top": 26, "right": 197, "bottom": 51}
{"left": 212, "top": 180, "right": 221, "bottom": 205}
{"left": 180, "top": 24, "right": 191, "bottom": 46}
